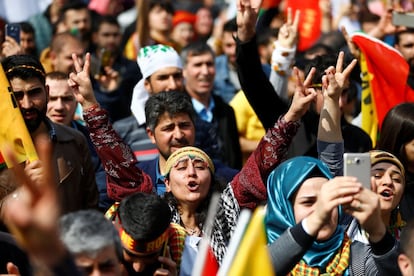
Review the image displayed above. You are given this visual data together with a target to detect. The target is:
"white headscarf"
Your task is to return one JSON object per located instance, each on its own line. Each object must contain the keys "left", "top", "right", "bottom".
{"left": 130, "top": 44, "right": 182, "bottom": 125}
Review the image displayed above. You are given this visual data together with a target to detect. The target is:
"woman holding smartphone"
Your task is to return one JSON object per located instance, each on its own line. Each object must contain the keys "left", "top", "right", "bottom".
{"left": 265, "top": 155, "right": 400, "bottom": 275}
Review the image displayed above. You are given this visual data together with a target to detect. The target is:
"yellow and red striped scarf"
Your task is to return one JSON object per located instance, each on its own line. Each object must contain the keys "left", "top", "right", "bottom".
{"left": 289, "top": 235, "right": 351, "bottom": 276}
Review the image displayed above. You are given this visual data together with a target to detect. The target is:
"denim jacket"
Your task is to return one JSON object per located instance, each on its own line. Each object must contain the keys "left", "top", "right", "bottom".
{"left": 213, "top": 55, "right": 238, "bottom": 103}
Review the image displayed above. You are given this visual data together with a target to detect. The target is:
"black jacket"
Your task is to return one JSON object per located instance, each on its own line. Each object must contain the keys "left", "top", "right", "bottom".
{"left": 236, "top": 36, "right": 372, "bottom": 158}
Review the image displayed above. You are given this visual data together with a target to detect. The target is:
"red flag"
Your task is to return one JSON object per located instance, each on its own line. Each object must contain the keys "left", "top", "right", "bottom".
{"left": 201, "top": 245, "right": 219, "bottom": 276}
{"left": 191, "top": 194, "right": 220, "bottom": 276}
{"left": 352, "top": 33, "right": 414, "bottom": 129}
{"left": 0, "top": 152, "right": 5, "bottom": 169}
{"left": 286, "top": 0, "right": 321, "bottom": 51}
{"left": 262, "top": 0, "right": 282, "bottom": 9}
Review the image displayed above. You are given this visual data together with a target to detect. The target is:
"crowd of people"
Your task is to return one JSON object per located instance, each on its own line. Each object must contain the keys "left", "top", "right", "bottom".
{"left": 1, "top": 0, "right": 414, "bottom": 275}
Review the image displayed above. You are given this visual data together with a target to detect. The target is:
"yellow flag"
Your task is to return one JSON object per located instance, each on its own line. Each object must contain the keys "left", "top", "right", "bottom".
{"left": 0, "top": 64, "right": 38, "bottom": 167}
{"left": 227, "top": 206, "right": 275, "bottom": 276}
{"left": 359, "top": 53, "right": 377, "bottom": 148}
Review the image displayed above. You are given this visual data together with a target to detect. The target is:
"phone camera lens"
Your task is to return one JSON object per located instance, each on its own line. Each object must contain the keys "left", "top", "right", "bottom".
{"left": 355, "top": 158, "right": 360, "bottom": 164}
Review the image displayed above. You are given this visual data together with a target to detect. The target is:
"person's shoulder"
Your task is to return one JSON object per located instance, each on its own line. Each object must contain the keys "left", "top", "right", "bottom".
{"left": 213, "top": 94, "right": 232, "bottom": 109}
{"left": 72, "top": 121, "right": 89, "bottom": 133}
{"left": 52, "top": 122, "right": 88, "bottom": 143}
{"left": 342, "top": 119, "right": 368, "bottom": 136}
{"left": 113, "top": 116, "right": 149, "bottom": 146}
{"left": 213, "top": 159, "right": 239, "bottom": 183}
{"left": 213, "top": 159, "right": 238, "bottom": 173}
{"left": 348, "top": 125, "right": 371, "bottom": 141}
{"left": 28, "top": 10, "right": 47, "bottom": 23}
{"left": 213, "top": 95, "right": 238, "bottom": 120}
{"left": 215, "top": 54, "right": 228, "bottom": 65}
{"left": 341, "top": 119, "right": 373, "bottom": 148}
{"left": 137, "top": 158, "right": 158, "bottom": 170}
{"left": 113, "top": 115, "right": 141, "bottom": 131}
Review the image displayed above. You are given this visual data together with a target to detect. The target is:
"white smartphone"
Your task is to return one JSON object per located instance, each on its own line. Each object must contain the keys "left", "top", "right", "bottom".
{"left": 392, "top": 11, "right": 414, "bottom": 28}
{"left": 344, "top": 153, "right": 371, "bottom": 189}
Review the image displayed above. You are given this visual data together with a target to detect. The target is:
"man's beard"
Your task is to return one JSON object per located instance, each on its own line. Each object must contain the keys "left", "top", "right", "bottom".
{"left": 21, "top": 107, "right": 47, "bottom": 133}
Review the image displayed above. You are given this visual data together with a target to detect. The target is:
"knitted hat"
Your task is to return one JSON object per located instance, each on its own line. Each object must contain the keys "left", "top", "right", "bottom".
{"left": 173, "top": 10, "right": 196, "bottom": 27}
{"left": 138, "top": 44, "right": 182, "bottom": 80}
{"left": 164, "top": 146, "right": 215, "bottom": 177}
{"left": 370, "top": 150, "right": 405, "bottom": 179}
{"left": 130, "top": 44, "right": 182, "bottom": 125}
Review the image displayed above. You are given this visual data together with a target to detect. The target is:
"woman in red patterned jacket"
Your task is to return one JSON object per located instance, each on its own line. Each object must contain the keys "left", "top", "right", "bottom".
{"left": 69, "top": 51, "right": 317, "bottom": 264}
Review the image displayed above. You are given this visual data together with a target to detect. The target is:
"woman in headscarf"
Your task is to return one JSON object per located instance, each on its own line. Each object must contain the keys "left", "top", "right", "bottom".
{"left": 265, "top": 156, "right": 400, "bottom": 275}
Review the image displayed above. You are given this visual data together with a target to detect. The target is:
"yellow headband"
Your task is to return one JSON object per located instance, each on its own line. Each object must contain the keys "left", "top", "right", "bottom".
{"left": 165, "top": 146, "right": 215, "bottom": 176}
{"left": 370, "top": 150, "right": 405, "bottom": 179}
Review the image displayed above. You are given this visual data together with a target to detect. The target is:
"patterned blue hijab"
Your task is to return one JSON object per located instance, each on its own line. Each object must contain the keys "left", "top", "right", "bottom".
{"left": 265, "top": 156, "right": 345, "bottom": 268}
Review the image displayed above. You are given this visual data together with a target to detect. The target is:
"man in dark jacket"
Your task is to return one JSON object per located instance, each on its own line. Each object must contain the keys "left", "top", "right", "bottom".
{"left": 181, "top": 41, "right": 242, "bottom": 169}
{"left": 1, "top": 54, "right": 98, "bottom": 214}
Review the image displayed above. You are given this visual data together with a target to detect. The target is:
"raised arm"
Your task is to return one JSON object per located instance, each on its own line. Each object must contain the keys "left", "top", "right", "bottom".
{"left": 269, "top": 8, "right": 300, "bottom": 99}
{"left": 68, "top": 53, "right": 153, "bottom": 201}
{"left": 231, "top": 67, "right": 317, "bottom": 209}
{"left": 212, "top": 68, "right": 317, "bottom": 265}
{"left": 318, "top": 52, "right": 357, "bottom": 143}
{"left": 342, "top": 26, "right": 360, "bottom": 60}
{"left": 236, "top": 0, "right": 262, "bottom": 42}
{"left": 318, "top": 52, "right": 357, "bottom": 176}
{"left": 236, "top": 0, "right": 289, "bottom": 129}
{"left": 1, "top": 135, "right": 81, "bottom": 274}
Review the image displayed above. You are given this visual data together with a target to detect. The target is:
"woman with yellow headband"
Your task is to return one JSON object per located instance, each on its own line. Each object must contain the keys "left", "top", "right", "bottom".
{"left": 66, "top": 43, "right": 366, "bottom": 274}
{"left": 68, "top": 48, "right": 321, "bottom": 266}
{"left": 346, "top": 150, "right": 406, "bottom": 242}
{"left": 163, "top": 146, "right": 217, "bottom": 238}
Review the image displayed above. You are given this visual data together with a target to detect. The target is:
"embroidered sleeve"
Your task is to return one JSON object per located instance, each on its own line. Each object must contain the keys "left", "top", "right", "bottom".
{"left": 231, "top": 115, "right": 300, "bottom": 209}
{"left": 83, "top": 106, "right": 153, "bottom": 201}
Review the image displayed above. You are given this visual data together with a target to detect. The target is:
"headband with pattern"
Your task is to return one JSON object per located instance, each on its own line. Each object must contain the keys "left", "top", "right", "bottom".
{"left": 112, "top": 208, "right": 169, "bottom": 255}
{"left": 6, "top": 65, "right": 45, "bottom": 77}
{"left": 164, "top": 146, "right": 215, "bottom": 176}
